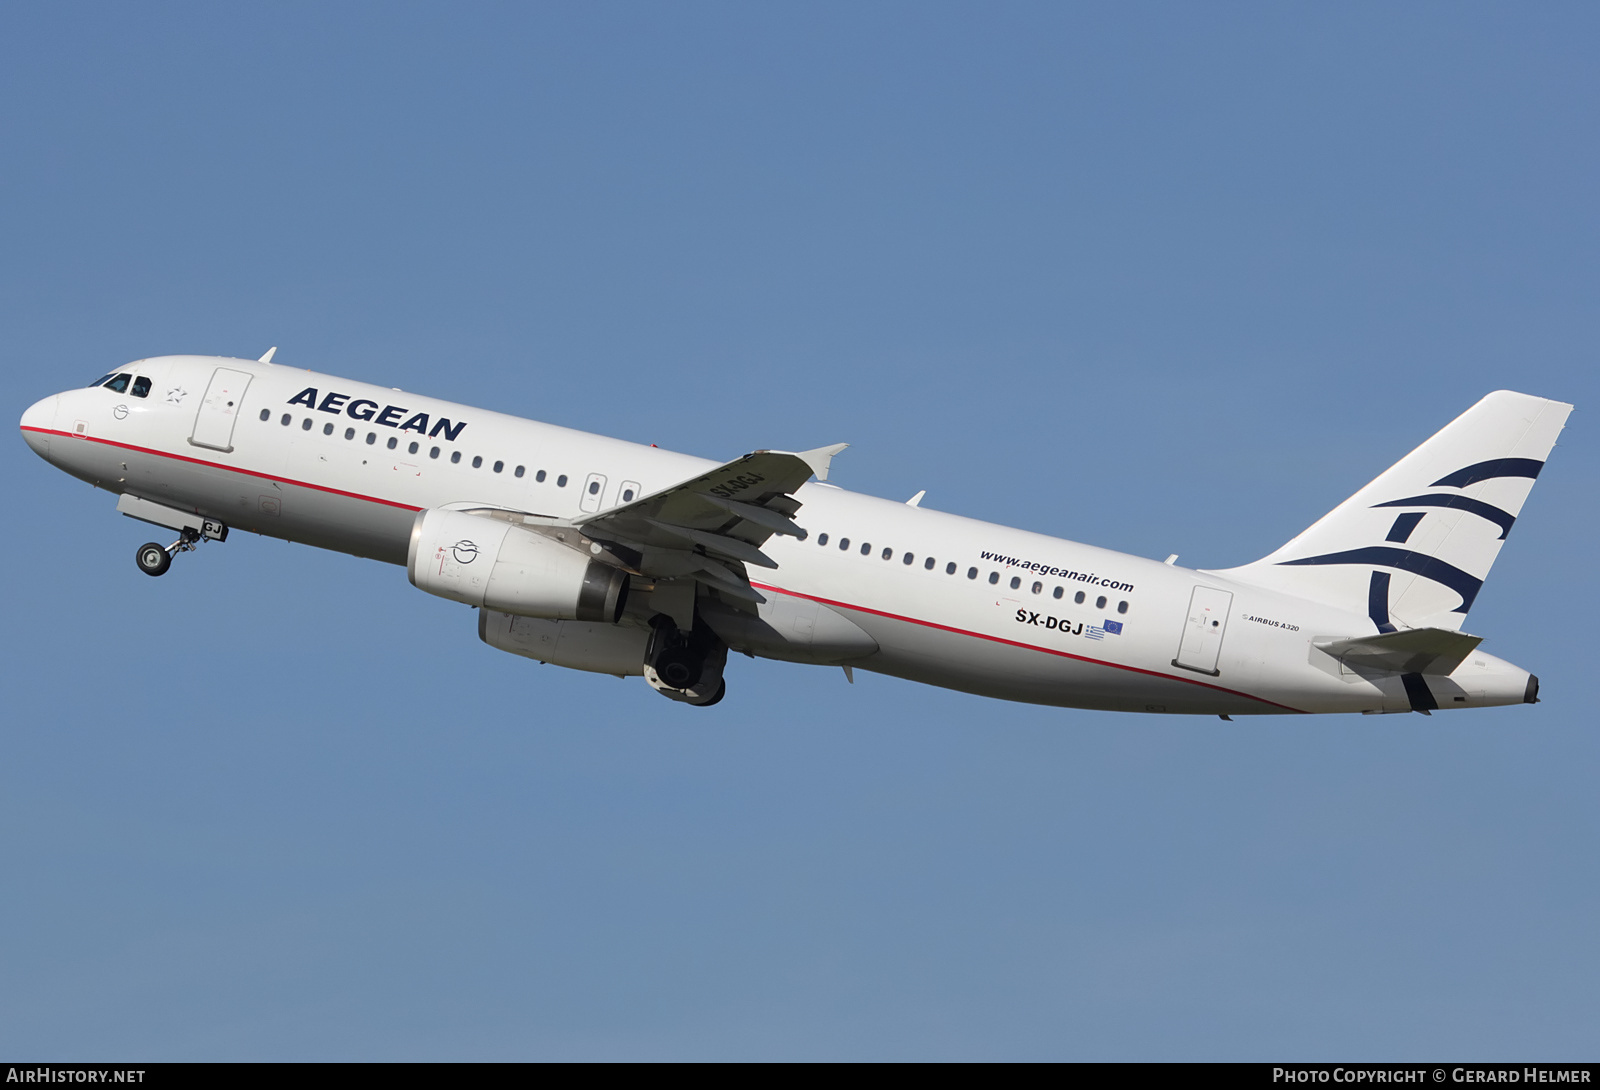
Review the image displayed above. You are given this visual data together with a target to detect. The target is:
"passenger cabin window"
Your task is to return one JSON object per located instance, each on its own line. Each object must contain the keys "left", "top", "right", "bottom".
{"left": 924, "top": 557, "right": 935, "bottom": 570}
{"left": 345, "top": 427, "right": 355, "bottom": 440}
{"left": 473, "top": 456, "right": 483, "bottom": 469}
{"left": 1075, "top": 591, "right": 1086, "bottom": 604}
{"left": 366, "top": 432, "right": 376, "bottom": 445}
{"left": 1117, "top": 601, "right": 1128, "bottom": 614}
{"left": 1032, "top": 581, "right": 1042, "bottom": 594}
{"left": 536, "top": 470, "right": 547, "bottom": 482}
{"left": 622, "top": 487, "right": 634, "bottom": 501}
{"left": 903, "top": 552, "right": 914, "bottom": 565}
{"left": 323, "top": 422, "right": 334, "bottom": 435}
{"left": 301, "top": 418, "right": 312, "bottom": 431}
{"left": 387, "top": 437, "right": 398, "bottom": 450}
{"left": 946, "top": 562, "right": 957, "bottom": 575}
{"left": 493, "top": 461, "right": 503, "bottom": 473}
{"left": 989, "top": 572, "right": 1000, "bottom": 584}
{"left": 104, "top": 374, "right": 131, "bottom": 393}
{"left": 430, "top": 447, "right": 440, "bottom": 459}
{"left": 408, "top": 441, "right": 419, "bottom": 454}
{"left": 1053, "top": 587, "right": 1064, "bottom": 599}
{"left": 1009, "top": 576, "right": 1021, "bottom": 589}
{"left": 967, "top": 567, "right": 978, "bottom": 579}
{"left": 588, "top": 480, "right": 599, "bottom": 494}
{"left": 515, "top": 466, "right": 525, "bottom": 478}
{"left": 259, "top": 409, "right": 271, "bottom": 422}
{"left": 1096, "top": 596, "right": 1107, "bottom": 609}
{"left": 860, "top": 543, "right": 871, "bottom": 556}
{"left": 451, "top": 451, "right": 461, "bottom": 464}
{"left": 817, "top": 533, "right": 829, "bottom": 546}
{"left": 839, "top": 538, "right": 850, "bottom": 551}
{"left": 557, "top": 474, "right": 568, "bottom": 487}
{"left": 130, "top": 376, "right": 151, "bottom": 398}
{"left": 881, "top": 547, "right": 892, "bottom": 560}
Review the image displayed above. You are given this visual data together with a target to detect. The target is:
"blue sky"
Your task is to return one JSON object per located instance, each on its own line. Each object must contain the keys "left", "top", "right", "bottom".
{"left": 3, "top": 2, "right": 1596, "bottom": 1059}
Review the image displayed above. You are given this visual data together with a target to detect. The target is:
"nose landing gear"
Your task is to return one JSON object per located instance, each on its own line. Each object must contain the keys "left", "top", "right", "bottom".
{"left": 134, "top": 519, "right": 224, "bottom": 577}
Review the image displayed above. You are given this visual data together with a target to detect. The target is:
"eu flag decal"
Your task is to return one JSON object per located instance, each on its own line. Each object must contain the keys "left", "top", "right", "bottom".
{"left": 1103, "top": 620, "right": 1123, "bottom": 635}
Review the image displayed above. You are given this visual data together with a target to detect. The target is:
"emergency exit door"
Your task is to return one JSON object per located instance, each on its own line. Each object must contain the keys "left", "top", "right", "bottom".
{"left": 1172, "top": 585, "right": 1233, "bottom": 676}
{"left": 189, "top": 367, "right": 253, "bottom": 453}
{"left": 579, "top": 472, "right": 608, "bottom": 513}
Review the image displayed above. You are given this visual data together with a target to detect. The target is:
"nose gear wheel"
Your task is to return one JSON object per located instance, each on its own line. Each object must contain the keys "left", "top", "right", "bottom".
{"left": 133, "top": 526, "right": 209, "bottom": 577}
{"left": 135, "top": 542, "right": 172, "bottom": 576}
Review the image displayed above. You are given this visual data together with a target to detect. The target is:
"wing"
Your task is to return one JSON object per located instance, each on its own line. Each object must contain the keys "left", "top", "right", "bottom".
{"left": 572, "top": 443, "right": 847, "bottom": 604}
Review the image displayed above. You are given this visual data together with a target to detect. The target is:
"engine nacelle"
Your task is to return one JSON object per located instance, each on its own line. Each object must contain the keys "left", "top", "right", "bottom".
{"left": 408, "top": 508, "right": 629, "bottom": 622}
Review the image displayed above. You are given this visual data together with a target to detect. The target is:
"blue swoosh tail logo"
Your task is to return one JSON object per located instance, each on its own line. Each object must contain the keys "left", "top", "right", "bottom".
{"left": 1279, "top": 546, "right": 1482, "bottom": 614}
{"left": 1372, "top": 494, "right": 1517, "bottom": 539}
{"left": 1430, "top": 458, "right": 1543, "bottom": 489}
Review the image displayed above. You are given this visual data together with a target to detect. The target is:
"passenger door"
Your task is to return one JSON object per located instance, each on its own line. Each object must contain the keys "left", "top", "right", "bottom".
{"left": 189, "top": 368, "right": 253, "bottom": 453}
{"left": 1172, "top": 585, "right": 1233, "bottom": 676}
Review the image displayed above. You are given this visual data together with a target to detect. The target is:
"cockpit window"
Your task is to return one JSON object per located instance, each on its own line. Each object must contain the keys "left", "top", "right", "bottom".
{"left": 103, "top": 373, "right": 132, "bottom": 393}
{"left": 130, "top": 376, "right": 151, "bottom": 398}
{"left": 88, "top": 373, "right": 116, "bottom": 388}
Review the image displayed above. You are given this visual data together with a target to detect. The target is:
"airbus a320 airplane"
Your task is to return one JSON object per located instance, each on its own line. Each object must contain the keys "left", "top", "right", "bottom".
{"left": 19, "top": 352, "right": 1570, "bottom": 714}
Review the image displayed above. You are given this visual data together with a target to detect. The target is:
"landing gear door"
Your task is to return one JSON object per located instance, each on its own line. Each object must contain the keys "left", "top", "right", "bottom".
{"left": 190, "top": 367, "right": 253, "bottom": 453}
{"left": 1173, "top": 585, "right": 1233, "bottom": 676}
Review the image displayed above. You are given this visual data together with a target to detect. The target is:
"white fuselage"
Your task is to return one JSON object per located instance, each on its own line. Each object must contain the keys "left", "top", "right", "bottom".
{"left": 19, "top": 355, "right": 1537, "bottom": 715}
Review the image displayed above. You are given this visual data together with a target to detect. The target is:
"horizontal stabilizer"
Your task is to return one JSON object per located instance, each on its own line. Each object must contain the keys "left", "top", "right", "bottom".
{"left": 1314, "top": 627, "right": 1483, "bottom": 676}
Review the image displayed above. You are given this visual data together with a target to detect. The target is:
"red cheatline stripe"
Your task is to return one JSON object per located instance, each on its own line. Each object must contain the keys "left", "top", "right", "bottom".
{"left": 27, "top": 425, "right": 1299, "bottom": 711}
{"left": 750, "top": 580, "right": 1304, "bottom": 713}
{"left": 21, "top": 426, "right": 423, "bottom": 511}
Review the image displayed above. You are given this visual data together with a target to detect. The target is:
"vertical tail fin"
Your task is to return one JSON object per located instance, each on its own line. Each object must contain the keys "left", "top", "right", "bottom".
{"left": 1215, "top": 391, "right": 1572, "bottom": 631}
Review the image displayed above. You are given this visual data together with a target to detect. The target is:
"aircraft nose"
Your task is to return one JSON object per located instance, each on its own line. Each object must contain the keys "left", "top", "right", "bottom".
{"left": 20, "top": 394, "right": 60, "bottom": 456}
